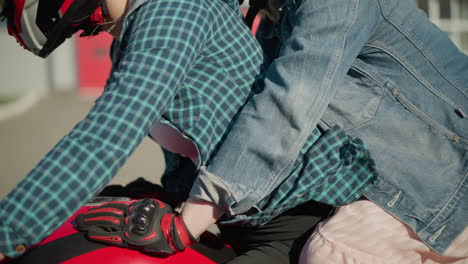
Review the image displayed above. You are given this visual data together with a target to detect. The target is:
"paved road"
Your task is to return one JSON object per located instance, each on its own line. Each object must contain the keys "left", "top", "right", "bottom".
{"left": 0, "top": 91, "right": 165, "bottom": 199}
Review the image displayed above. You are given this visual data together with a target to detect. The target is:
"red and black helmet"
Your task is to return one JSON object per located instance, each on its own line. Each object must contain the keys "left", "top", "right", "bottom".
{"left": 0, "top": 0, "right": 108, "bottom": 58}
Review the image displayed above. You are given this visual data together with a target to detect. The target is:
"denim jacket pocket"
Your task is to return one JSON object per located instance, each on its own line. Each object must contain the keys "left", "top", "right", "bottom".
{"left": 390, "top": 88, "right": 468, "bottom": 145}
{"left": 321, "top": 67, "right": 384, "bottom": 131}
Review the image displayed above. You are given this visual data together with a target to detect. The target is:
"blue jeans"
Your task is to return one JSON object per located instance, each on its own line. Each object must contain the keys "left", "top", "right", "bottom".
{"left": 192, "top": 0, "right": 467, "bottom": 254}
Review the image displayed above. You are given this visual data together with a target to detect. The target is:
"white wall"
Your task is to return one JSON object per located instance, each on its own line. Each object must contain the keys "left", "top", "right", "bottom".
{"left": 49, "top": 38, "right": 77, "bottom": 92}
{"left": 0, "top": 26, "right": 49, "bottom": 97}
{"left": 0, "top": 24, "right": 77, "bottom": 97}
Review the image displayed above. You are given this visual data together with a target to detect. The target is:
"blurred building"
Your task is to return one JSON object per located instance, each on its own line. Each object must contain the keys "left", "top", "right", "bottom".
{"left": 0, "top": 21, "right": 77, "bottom": 97}
{"left": 416, "top": 0, "right": 468, "bottom": 54}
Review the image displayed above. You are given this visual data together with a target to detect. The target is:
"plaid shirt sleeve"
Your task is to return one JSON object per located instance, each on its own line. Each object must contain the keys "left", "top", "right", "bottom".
{"left": 0, "top": 0, "right": 212, "bottom": 258}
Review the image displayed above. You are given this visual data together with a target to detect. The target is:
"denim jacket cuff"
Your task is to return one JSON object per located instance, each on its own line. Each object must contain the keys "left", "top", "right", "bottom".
{"left": 190, "top": 166, "right": 246, "bottom": 217}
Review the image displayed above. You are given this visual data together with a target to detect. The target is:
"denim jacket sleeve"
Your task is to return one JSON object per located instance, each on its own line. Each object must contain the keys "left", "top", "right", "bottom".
{"left": 190, "top": 0, "right": 380, "bottom": 216}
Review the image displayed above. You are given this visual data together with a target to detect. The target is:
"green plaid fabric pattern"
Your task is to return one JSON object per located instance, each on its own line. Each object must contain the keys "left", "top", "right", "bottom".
{"left": 0, "top": 0, "right": 262, "bottom": 257}
{"left": 218, "top": 125, "right": 377, "bottom": 226}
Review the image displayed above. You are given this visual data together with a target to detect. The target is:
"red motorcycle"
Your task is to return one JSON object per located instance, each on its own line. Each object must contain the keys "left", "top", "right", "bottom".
{"left": 9, "top": 197, "right": 235, "bottom": 264}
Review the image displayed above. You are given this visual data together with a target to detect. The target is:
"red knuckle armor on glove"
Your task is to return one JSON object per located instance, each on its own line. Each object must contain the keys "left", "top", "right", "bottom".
{"left": 76, "top": 198, "right": 196, "bottom": 254}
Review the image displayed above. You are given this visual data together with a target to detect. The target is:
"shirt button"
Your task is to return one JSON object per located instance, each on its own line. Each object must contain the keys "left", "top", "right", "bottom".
{"left": 15, "top": 244, "right": 26, "bottom": 253}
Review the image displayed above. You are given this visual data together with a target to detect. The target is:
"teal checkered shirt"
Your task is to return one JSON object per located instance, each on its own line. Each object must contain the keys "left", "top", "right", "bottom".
{"left": 0, "top": 0, "right": 376, "bottom": 258}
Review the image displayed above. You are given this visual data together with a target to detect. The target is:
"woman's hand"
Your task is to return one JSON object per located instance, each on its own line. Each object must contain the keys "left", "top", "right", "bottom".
{"left": 180, "top": 197, "right": 225, "bottom": 238}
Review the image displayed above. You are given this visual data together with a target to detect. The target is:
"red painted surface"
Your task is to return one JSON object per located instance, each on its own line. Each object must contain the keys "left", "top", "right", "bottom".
{"left": 36, "top": 206, "right": 217, "bottom": 264}
{"left": 241, "top": 8, "right": 261, "bottom": 35}
{"left": 76, "top": 33, "right": 113, "bottom": 97}
{"left": 61, "top": 245, "right": 214, "bottom": 264}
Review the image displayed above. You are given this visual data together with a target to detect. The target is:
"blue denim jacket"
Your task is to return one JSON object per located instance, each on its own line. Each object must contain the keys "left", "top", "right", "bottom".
{"left": 202, "top": 0, "right": 467, "bottom": 254}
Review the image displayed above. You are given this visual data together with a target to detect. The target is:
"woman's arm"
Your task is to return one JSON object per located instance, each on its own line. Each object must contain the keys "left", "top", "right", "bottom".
{"left": 0, "top": 0, "right": 211, "bottom": 258}
{"left": 181, "top": 198, "right": 225, "bottom": 238}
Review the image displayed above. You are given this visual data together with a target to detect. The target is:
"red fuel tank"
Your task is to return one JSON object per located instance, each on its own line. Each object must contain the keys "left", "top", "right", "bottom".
{"left": 11, "top": 198, "right": 235, "bottom": 264}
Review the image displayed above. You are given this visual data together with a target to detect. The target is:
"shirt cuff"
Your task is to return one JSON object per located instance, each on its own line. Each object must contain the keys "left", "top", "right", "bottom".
{"left": 189, "top": 166, "right": 239, "bottom": 216}
{"left": 0, "top": 223, "right": 29, "bottom": 258}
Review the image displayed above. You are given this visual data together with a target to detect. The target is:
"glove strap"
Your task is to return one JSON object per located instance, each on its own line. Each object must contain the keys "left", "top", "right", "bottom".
{"left": 161, "top": 214, "right": 196, "bottom": 252}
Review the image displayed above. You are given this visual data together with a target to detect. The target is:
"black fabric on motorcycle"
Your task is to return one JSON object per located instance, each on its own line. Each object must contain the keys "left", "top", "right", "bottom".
{"left": 10, "top": 233, "right": 107, "bottom": 264}
{"left": 245, "top": 0, "right": 268, "bottom": 28}
{"left": 219, "top": 200, "right": 333, "bottom": 264}
{"left": 10, "top": 232, "right": 236, "bottom": 264}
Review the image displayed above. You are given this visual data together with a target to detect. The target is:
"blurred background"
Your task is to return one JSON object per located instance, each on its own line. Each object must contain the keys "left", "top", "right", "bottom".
{"left": 0, "top": 18, "right": 165, "bottom": 199}
{"left": 1, "top": 0, "right": 468, "bottom": 199}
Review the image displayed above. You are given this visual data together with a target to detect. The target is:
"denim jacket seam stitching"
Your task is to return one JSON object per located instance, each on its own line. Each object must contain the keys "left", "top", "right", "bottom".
{"left": 352, "top": 53, "right": 466, "bottom": 142}
{"left": 419, "top": 171, "right": 468, "bottom": 235}
{"left": 260, "top": 0, "right": 362, "bottom": 199}
{"left": 343, "top": 63, "right": 386, "bottom": 131}
{"left": 391, "top": 91, "right": 467, "bottom": 142}
{"left": 197, "top": 166, "right": 241, "bottom": 204}
{"left": 364, "top": 42, "right": 462, "bottom": 114}
{"left": 377, "top": 5, "right": 468, "bottom": 99}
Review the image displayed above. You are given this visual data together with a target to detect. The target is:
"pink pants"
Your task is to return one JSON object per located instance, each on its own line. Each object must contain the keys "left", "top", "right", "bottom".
{"left": 299, "top": 200, "right": 468, "bottom": 264}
